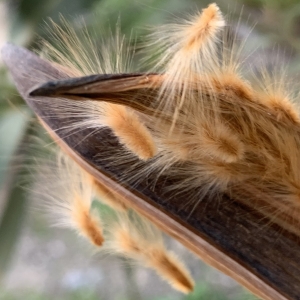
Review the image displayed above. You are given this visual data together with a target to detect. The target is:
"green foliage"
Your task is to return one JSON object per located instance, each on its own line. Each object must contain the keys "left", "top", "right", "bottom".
{"left": 185, "top": 284, "right": 259, "bottom": 300}
{"left": 0, "top": 288, "right": 101, "bottom": 300}
{"left": 0, "top": 117, "right": 35, "bottom": 277}
{"left": 154, "top": 283, "right": 260, "bottom": 300}
{"left": 0, "top": 110, "right": 29, "bottom": 183}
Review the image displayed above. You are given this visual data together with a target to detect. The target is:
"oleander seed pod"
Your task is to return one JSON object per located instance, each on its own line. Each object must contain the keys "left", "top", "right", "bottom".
{"left": 30, "top": 3, "right": 300, "bottom": 210}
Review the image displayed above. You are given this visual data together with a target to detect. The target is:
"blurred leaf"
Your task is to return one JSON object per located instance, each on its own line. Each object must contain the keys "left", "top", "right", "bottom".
{"left": 240, "top": 0, "right": 262, "bottom": 8}
{"left": 92, "top": 0, "right": 195, "bottom": 36}
{"left": 0, "top": 119, "right": 34, "bottom": 277}
{"left": 8, "top": 0, "right": 101, "bottom": 45}
{"left": 264, "top": 0, "right": 300, "bottom": 9}
{"left": 0, "top": 109, "right": 29, "bottom": 184}
{"left": 282, "top": 3, "right": 300, "bottom": 50}
{"left": 15, "top": 0, "right": 62, "bottom": 22}
{"left": 0, "top": 167, "right": 28, "bottom": 278}
{"left": 0, "top": 67, "right": 24, "bottom": 112}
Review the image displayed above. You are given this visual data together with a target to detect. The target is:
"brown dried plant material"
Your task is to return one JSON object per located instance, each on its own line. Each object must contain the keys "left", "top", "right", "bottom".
{"left": 30, "top": 3, "right": 300, "bottom": 212}
{"left": 3, "top": 2, "right": 300, "bottom": 299}
{"left": 2, "top": 40, "right": 296, "bottom": 300}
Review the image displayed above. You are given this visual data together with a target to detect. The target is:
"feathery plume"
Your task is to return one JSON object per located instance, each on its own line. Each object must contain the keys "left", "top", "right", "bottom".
{"left": 33, "top": 149, "right": 104, "bottom": 247}
{"left": 106, "top": 212, "right": 194, "bottom": 294}
{"left": 104, "top": 104, "right": 157, "bottom": 160}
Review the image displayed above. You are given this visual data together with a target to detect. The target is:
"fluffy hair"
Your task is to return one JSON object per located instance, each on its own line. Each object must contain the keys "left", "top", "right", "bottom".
{"left": 30, "top": 144, "right": 194, "bottom": 293}
{"left": 32, "top": 149, "right": 104, "bottom": 247}
{"left": 40, "top": 18, "right": 157, "bottom": 160}
{"left": 105, "top": 211, "right": 194, "bottom": 294}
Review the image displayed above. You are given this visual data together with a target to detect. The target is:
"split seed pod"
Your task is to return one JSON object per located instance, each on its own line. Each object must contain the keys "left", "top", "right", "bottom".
{"left": 31, "top": 3, "right": 300, "bottom": 209}
{"left": 3, "top": 2, "right": 300, "bottom": 299}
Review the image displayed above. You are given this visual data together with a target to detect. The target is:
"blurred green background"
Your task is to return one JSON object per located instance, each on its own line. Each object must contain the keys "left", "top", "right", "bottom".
{"left": 1, "top": 0, "right": 300, "bottom": 299}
